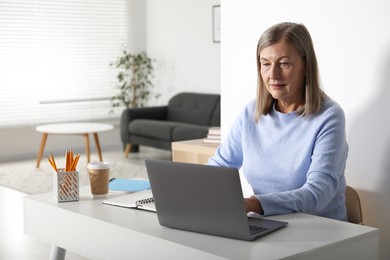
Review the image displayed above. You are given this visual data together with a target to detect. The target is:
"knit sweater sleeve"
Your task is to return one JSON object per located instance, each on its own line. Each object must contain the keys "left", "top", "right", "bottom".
{"left": 257, "top": 102, "right": 348, "bottom": 218}
{"left": 207, "top": 102, "right": 248, "bottom": 169}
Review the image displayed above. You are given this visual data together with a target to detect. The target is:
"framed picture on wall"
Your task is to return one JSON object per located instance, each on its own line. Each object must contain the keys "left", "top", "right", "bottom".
{"left": 212, "top": 5, "right": 220, "bottom": 43}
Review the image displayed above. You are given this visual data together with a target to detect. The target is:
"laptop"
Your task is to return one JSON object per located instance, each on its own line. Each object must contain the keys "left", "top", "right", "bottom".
{"left": 145, "top": 159, "right": 288, "bottom": 241}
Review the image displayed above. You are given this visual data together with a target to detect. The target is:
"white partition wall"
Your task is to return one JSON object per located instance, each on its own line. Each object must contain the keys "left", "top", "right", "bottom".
{"left": 221, "top": 1, "right": 390, "bottom": 259}
{"left": 146, "top": 0, "right": 221, "bottom": 104}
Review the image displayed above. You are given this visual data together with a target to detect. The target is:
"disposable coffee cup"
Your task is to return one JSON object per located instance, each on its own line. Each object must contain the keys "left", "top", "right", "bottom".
{"left": 87, "top": 161, "right": 110, "bottom": 199}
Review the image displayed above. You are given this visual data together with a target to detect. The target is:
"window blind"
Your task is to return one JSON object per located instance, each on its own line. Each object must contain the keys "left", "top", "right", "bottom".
{"left": 0, "top": 0, "right": 131, "bottom": 127}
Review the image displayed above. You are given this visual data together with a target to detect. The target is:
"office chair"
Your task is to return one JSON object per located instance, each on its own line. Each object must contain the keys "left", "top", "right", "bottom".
{"left": 345, "top": 185, "right": 364, "bottom": 225}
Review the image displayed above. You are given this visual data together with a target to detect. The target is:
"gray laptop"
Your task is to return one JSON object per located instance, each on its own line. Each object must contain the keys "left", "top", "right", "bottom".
{"left": 145, "top": 159, "right": 288, "bottom": 241}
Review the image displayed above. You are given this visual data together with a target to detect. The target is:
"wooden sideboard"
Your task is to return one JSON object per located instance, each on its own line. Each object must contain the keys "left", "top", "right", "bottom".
{"left": 171, "top": 139, "right": 219, "bottom": 164}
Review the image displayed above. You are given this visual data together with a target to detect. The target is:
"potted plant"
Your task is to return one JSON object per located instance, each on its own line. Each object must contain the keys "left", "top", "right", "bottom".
{"left": 110, "top": 49, "right": 158, "bottom": 110}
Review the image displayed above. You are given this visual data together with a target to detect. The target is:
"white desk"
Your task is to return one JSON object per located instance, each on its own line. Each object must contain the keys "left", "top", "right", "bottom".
{"left": 24, "top": 187, "right": 379, "bottom": 260}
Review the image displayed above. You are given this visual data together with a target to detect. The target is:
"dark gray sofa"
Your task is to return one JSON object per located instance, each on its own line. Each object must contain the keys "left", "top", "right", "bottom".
{"left": 120, "top": 92, "right": 220, "bottom": 157}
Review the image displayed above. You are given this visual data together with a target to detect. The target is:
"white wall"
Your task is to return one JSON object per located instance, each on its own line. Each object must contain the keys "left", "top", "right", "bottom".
{"left": 0, "top": 0, "right": 221, "bottom": 162}
{"left": 222, "top": 1, "right": 390, "bottom": 259}
{"left": 146, "top": 0, "right": 221, "bottom": 104}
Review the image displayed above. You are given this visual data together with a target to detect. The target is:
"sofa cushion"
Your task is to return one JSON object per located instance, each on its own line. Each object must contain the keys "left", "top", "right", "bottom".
{"left": 129, "top": 119, "right": 211, "bottom": 142}
{"left": 210, "top": 100, "right": 221, "bottom": 126}
{"left": 172, "top": 124, "right": 209, "bottom": 141}
{"left": 129, "top": 119, "right": 177, "bottom": 141}
{"left": 167, "top": 92, "right": 220, "bottom": 126}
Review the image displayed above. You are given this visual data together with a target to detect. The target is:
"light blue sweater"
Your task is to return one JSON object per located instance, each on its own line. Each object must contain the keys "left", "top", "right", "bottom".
{"left": 208, "top": 98, "right": 348, "bottom": 221}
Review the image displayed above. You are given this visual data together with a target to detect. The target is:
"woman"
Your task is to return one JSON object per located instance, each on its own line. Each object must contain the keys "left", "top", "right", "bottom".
{"left": 208, "top": 22, "right": 348, "bottom": 221}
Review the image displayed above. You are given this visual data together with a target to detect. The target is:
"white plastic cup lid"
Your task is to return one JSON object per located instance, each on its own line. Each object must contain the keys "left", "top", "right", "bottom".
{"left": 87, "top": 161, "right": 110, "bottom": 170}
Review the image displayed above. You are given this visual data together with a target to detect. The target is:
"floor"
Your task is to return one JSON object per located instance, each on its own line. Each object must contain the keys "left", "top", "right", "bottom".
{"left": 0, "top": 147, "right": 171, "bottom": 260}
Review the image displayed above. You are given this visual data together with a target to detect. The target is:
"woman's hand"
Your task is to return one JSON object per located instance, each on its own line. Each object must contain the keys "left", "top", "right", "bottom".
{"left": 244, "top": 196, "right": 264, "bottom": 215}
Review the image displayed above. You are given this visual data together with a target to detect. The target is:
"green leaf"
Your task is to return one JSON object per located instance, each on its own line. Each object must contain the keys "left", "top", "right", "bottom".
{"left": 110, "top": 48, "right": 160, "bottom": 109}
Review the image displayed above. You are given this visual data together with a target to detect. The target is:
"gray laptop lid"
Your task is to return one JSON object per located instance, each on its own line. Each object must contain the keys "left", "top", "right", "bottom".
{"left": 145, "top": 160, "right": 287, "bottom": 241}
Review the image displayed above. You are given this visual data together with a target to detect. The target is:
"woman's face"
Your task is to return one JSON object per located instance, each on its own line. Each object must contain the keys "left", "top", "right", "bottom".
{"left": 259, "top": 41, "right": 306, "bottom": 112}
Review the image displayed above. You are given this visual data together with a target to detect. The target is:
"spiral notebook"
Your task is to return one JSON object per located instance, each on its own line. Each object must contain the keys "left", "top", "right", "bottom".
{"left": 103, "top": 189, "right": 156, "bottom": 212}
{"left": 135, "top": 196, "right": 156, "bottom": 212}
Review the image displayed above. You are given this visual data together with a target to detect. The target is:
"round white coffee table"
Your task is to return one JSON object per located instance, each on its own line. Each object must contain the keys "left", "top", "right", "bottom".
{"left": 35, "top": 122, "right": 114, "bottom": 168}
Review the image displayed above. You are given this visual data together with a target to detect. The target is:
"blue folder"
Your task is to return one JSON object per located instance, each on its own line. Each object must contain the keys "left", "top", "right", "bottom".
{"left": 109, "top": 178, "right": 150, "bottom": 192}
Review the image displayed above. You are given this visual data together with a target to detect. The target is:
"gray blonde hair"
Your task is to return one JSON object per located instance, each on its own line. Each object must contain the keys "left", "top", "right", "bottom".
{"left": 255, "top": 22, "right": 326, "bottom": 122}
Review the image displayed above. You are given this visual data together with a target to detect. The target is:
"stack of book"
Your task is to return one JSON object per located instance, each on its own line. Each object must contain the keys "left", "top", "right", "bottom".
{"left": 203, "top": 127, "right": 221, "bottom": 144}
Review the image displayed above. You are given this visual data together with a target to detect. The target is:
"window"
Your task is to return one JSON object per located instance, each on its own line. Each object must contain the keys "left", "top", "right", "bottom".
{"left": 0, "top": 0, "right": 132, "bottom": 127}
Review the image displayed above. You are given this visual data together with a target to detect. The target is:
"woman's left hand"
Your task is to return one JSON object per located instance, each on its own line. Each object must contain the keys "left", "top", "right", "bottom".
{"left": 244, "top": 196, "right": 264, "bottom": 214}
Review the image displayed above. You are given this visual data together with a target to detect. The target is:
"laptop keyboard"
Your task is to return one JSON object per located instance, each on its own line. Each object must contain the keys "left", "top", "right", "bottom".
{"left": 249, "top": 225, "right": 268, "bottom": 235}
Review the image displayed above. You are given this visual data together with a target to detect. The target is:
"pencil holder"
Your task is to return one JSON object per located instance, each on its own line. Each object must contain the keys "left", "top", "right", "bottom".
{"left": 53, "top": 169, "right": 79, "bottom": 202}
